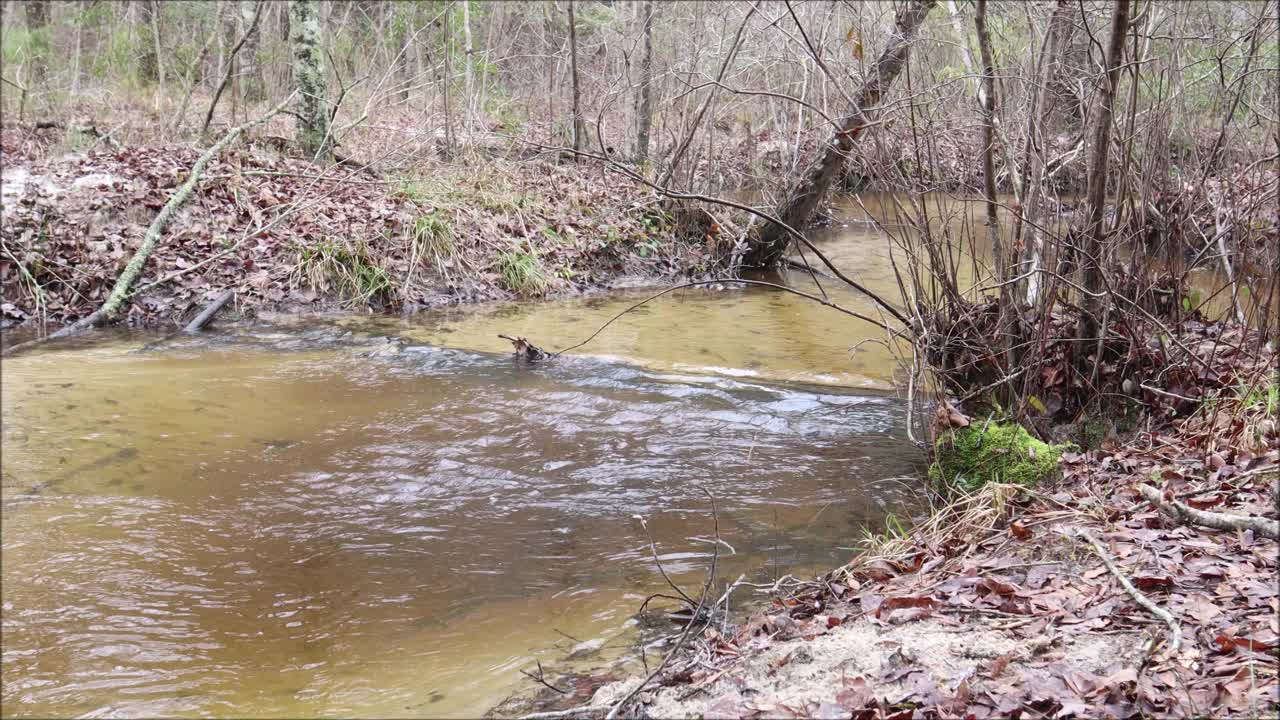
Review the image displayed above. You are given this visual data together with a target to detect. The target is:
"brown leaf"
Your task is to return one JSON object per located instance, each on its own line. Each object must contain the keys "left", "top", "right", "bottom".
{"left": 835, "top": 676, "right": 874, "bottom": 709}
{"left": 1184, "top": 593, "right": 1223, "bottom": 624}
{"left": 1133, "top": 575, "right": 1174, "bottom": 591}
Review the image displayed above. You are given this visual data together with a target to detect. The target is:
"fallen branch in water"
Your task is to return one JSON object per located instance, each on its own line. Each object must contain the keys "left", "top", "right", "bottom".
{"left": 605, "top": 488, "right": 721, "bottom": 720}
{"left": 1137, "top": 484, "right": 1279, "bottom": 540}
{"left": 1080, "top": 528, "right": 1182, "bottom": 657}
{"left": 499, "top": 334, "right": 550, "bottom": 362}
{"left": 183, "top": 289, "right": 235, "bottom": 333}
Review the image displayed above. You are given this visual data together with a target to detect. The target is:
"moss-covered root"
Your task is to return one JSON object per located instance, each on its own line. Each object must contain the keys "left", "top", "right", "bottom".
{"left": 931, "top": 422, "right": 1065, "bottom": 493}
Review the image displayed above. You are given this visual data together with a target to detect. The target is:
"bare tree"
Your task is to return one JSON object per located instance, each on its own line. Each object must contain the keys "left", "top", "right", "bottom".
{"left": 568, "top": 0, "right": 584, "bottom": 155}
{"left": 24, "top": 0, "right": 50, "bottom": 86}
{"left": 150, "top": 0, "right": 166, "bottom": 102}
{"left": 239, "top": 0, "right": 265, "bottom": 104}
{"left": 137, "top": 0, "right": 160, "bottom": 85}
{"left": 288, "top": 0, "right": 332, "bottom": 162}
{"left": 462, "top": 0, "right": 475, "bottom": 135}
{"left": 1076, "top": 0, "right": 1131, "bottom": 347}
{"left": 975, "top": 0, "right": 1011, "bottom": 359}
{"left": 635, "top": 0, "right": 654, "bottom": 165}
{"left": 1012, "top": 0, "right": 1076, "bottom": 304}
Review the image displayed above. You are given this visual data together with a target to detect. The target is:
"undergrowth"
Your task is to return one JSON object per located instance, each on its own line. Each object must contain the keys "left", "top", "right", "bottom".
{"left": 496, "top": 246, "right": 548, "bottom": 296}
{"left": 292, "top": 237, "right": 395, "bottom": 306}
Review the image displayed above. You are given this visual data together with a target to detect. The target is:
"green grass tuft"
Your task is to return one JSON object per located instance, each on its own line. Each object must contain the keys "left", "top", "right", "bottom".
{"left": 293, "top": 238, "right": 395, "bottom": 305}
{"left": 496, "top": 248, "right": 548, "bottom": 296}
{"left": 412, "top": 211, "right": 456, "bottom": 260}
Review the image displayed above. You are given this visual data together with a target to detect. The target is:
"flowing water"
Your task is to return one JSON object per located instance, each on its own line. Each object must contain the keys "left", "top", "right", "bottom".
{"left": 1, "top": 196, "right": 933, "bottom": 718}
{"left": 3, "top": 192, "right": 1238, "bottom": 717}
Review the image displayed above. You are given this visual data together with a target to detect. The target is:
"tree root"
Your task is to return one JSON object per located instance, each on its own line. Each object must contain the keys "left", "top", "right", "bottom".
{"left": 1138, "top": 483, "right": 1279, "bottom": 540}
{"left": 1080, "top": 528, "right": 1182, "bottom": 657}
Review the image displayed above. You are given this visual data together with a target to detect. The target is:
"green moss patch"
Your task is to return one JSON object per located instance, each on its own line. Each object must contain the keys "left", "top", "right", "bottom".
{"left": 931, "top": 422, "right": 1065, "bottom": 493}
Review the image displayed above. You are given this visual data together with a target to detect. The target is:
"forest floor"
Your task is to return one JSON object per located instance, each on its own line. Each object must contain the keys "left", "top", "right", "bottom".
{"left": 498, "top": 322, "right": 1279, "bottom": 719}
{"left": 0, "top": 121, "right": 716, "bottom": 334}
{"left": 0, "top": 104, "right": 1097, "bottom": 338}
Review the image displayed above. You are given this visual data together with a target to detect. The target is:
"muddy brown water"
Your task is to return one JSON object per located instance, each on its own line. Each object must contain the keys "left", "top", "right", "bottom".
{"left": 0, "top": 192, "right": 1243, "bottom": 717}
{"left": 1, "top": 197, "right": 927, "bottom": 719}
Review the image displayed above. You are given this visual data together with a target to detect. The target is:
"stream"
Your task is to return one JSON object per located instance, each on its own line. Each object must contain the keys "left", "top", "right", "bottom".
{"left": 0, "top": 193, "right": 1238, "bottom": 717}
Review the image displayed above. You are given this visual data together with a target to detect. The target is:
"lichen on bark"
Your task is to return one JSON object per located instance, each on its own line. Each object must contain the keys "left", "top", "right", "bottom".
{"left": 288, "top": 0, "right": 331, "bottom": 163}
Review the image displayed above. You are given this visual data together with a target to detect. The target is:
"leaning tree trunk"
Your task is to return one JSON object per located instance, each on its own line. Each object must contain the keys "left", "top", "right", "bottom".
{"left": 36, "top": 96, "right": 294, "bottom": 344}
{"left": 635, "top": 0, "right": 654, "bottom": 165}
{"left": 742, "top": 0, "right": 936, "bottom": 269}
{"left": 1076, "top": 0, "right": 1130, "bottom": 348}
{"left": 288, "top": 0, "right": 332, "bottom": 163}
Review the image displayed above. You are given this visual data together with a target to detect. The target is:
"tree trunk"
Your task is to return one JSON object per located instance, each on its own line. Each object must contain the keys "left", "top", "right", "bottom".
{"left": 150, "top": 0, "right": 166, "bottom": 101}
{"left": 462, "top": 0, "right": 474, "bottom": 135}
{"left": 1076, "top": 0, "right": 1130, "bottom": 347}
{"left": 137, "top": 0, "right": 159, "bottom": 84}
{"left": 288, "top": 0, "right": 332, "bottom": 163}
{"left": 239, "top": 0, "right": 265, "bottom": 104}
{"left": 568, "top": 0, "right": 584, "bottom": 155}
{"left": 975, "top": 0, "right": 1011, "bottom": 355}
{"left": 743, "top": 0, "right": 936, "bottom": 269}
{"left": 202, "top": 0, "right": 265, "bottom": 136}
{"left": 1013, "top": 0, "right": 1075, "bottom": 305}
{"left": 945, "top": 0, "right": 981, "bottom": 102}
{"left": 441, "top": 6, "right": 455, "bottom": 156}
{"left": 392, "top": 3, "right": 411, "bottom": 102}
{"left": 635, "top": 0, "right": 654, "bottom": 165}
{"left": 71, "top": 0, "right": 83, "bottom": 95}
{"left": 25, "top": 0, "right": 50, "bottom": 86}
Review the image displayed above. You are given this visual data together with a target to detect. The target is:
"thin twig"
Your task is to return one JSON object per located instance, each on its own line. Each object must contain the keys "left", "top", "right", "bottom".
{"left": 605, "top": 489, "right": 720, "bottom": 720}
{"left": 1079, "top": 528, "right": 1182, "bottom": 657}
{"left": 519, "top": 660, "right": 570, "bottom": 695}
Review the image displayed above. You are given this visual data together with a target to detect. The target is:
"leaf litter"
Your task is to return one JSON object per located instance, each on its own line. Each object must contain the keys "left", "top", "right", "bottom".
{"left": 583, "top": 324, "right": 1277, "bottom": 719}
{"left": 0, "top": 129, "right": 702, "bottom": 332}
